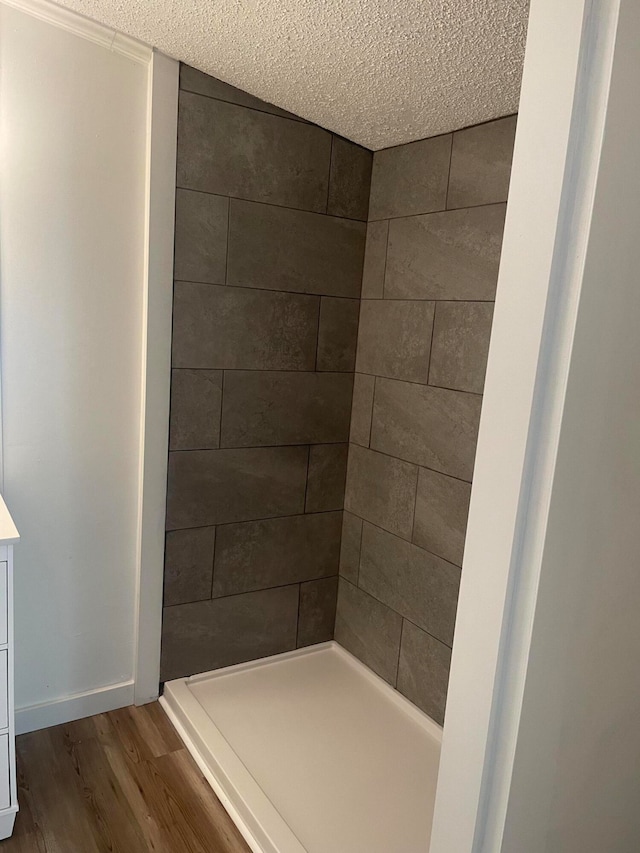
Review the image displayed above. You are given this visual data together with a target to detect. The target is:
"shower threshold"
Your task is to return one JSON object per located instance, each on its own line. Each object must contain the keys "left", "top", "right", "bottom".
{"left": 160, "top": 641, "right": 442, "bottom": 853}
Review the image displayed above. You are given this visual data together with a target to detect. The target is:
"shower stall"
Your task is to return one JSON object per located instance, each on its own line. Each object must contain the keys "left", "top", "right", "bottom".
{"left": 159, "top": 61, "right": 514, "bottom": 852}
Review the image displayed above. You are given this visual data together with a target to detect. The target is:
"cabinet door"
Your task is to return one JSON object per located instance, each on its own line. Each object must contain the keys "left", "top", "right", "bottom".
{"left": 0, "top": 735, "right": 9, "bottom": 809}
{"left": 0, "top": 652, "right": 7, "bottom": 731}
{"left": 0, "top": 563, "right": 6, "bottom": 646}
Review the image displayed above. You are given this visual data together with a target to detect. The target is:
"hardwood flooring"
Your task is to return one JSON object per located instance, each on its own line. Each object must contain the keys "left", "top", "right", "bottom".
{"left": 2, "top": 703, "right": 250, "bottom": 852}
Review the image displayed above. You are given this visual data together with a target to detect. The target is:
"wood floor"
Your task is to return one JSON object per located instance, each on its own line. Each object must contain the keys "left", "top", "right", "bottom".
{"left": 2, "top": 703, "right": 250, "bottom": 852}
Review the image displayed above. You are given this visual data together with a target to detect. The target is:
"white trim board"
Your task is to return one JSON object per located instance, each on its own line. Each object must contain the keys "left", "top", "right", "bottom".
{"left": 429, "top": 1, "right": 622, "bottom": 851}
{"left": 15, "top": 680, "right": 134, "bottom": 735}
{"left": 0, "top": 0, "right": 152, "bottom": 63}
{"left": 133, "top": 50, "right": 179, "bottom": 706}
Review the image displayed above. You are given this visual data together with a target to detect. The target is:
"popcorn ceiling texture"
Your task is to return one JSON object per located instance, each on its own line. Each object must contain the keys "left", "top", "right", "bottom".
{"left": 55, "top": 0, "right": 529, "bottom": 149}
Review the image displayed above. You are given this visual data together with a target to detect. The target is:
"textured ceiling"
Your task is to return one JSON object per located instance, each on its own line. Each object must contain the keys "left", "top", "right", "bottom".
{"left": 54, "top": 0, "right": 529, "bottom": 150}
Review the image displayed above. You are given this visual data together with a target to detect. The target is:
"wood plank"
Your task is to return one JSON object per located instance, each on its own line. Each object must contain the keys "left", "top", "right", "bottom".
{"left": 3, "top": 703, "right": 251, "bottom": 853}
{"left": 93, "top": 711, "right": 171, "bottom": 853}
{"left": 163, "top": 748, "right": 250, "bottom": 852}
{"left": 127, "top": 703, "right": 183, "bottom": 758}
{"left": 13, "top": 729, "right": 102, "bottom": 853}
{"left": 50, "top": 724, "right": 149, "bottom": 853}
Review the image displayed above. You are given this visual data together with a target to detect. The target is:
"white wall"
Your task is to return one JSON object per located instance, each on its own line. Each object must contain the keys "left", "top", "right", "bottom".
{"left": 0, "top": 4, "right": 151, "bottom": 726}
{"left": 502, "top": 1, "right": 640, "bottom": 849}
{"left": 432, "top": 0, "right": 640, "bottom": 850}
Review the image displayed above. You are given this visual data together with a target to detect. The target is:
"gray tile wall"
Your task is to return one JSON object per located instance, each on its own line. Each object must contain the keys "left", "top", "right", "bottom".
{"left": 337, "top": 115, "right": 516, "bottom": 725}
{"left": 161, "top": 65, "right": 370, "bottom": 681}
{"left": 162, "top": 77, "right": 516, "bottom": 728}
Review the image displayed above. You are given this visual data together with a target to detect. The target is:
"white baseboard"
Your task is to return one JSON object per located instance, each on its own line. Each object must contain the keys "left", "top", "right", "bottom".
{"left": 15, "top": 679, "right": 135, "bottom": 735}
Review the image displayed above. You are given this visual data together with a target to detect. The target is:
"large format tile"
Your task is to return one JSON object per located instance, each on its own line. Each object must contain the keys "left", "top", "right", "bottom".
{"left": 173, "top": 189, "right": 228, "bottom": 284}
{"left": 361, "top": 220, "right": 388, "bottom": 298}
{"left": 429, "top": 301, "right": 494, "bottom": 394}
{"left": 447, "top": 115, "right": 517, "bottom": 209}
{"left": 172, "top": 283, "right": 318, "bottom": 371}
{"left": 305, "top": 444, "right": 349, "bottom": 512}
{"left": 177, "top": 91, "right": 331, "bottom": 211}
{"left": 164, "top": 527, "right": 216, "bottom": 607}
{"left": 384, "top": 204, "right": 506, "bottom": 300}
{"left": 179, "top": 64, "right": 305, "bottom": 122}
{"left": 166, "top": 446, "right": 308, "bottom": 529}
{"left": 161, "top": 585, "right": 299, "bottom": 681}
{"left": 356, "top": 300, "right": 434, "bottom": 384}
{"left": 344, "top": 444, "right": 417, "bottom": 540}
{"left": 169, "top": 369, "right": 222, "bottom": 451}
{"left": 297, "top": 577, "right": 339, "bottom": 647}
{"left": 334, "top": 579, "right": 403, "bottom": 684}
{"left": 227, "top": 199, "right": 365, "bottom": 298}
{"left": 211, "top": 511, "right": 341, "bottom": 596}
{"left": 349, "top": 374, "right": 375, "bottom": 447}
{"left": 358, "top": 523, "right": 460, "bottom": 645}
{"left": 220, "top": 371, "right": 353, "bottom": 447}
{"left": 371, "top": 378, "right": 482, "bottom": 481}
{"left": 397, "top": 620, "right": 452, "bottom": 725}
{"left": 327, "top": 136, "right": 372, "bottom": 220}
{"left": 316, "top": 297, "right": 360, "bottom": 372}
{"left": 369, "top": 134, "right": 452, "bottom": 220}
{"left": 413, "top": 467, "right": 471, "bottom": 567}
{"left": 339, "top": 510, "right": 363, "bottom": 584}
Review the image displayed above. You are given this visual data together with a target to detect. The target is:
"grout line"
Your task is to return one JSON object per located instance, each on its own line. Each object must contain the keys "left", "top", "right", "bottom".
{"left": 179, "top": 85, "right": 311, "bottom": 126}
{"left": 217, "top": 369, "right": 226, "bottom": 449}
{"left": 444, "top": 131, "right": 454, "bottom": 210}
{"left": 313, "top": 298, "right": 323, "bottom": 371}
{"left": 174, "top": 184, "right": 369, "bottom": 224}
{"left": 367, "top": 376, "right": 377, "bottom": 449}
{"left": 348, "top": 439, "right": 473, "bottom": 486}
{"left": 223, "top": 196, "right": 231, "bottom": 284}
{"left": 173, "top": 280, "right": 497, "bottom": 308}
{"left": 380, "top": 219, "right": 391, "bottom": 298}
{"left": 295, "top": 583, "right": 302, "bottom": 648}
{"left": 175, "top": 278, "right": 361, "bottom": 302}
{"left": 366, "top": 198, "right": 508, "bottom": 223}
{"left": 395, "top": 619, "right": 405, "bottom": 687}
{"left": 355, "top": 516, "right": 364, "bottom": 588}
{"left": 169, "top": 438, "right": 350, "bottom": 453}
{"left": 331, "top": 574, "right": 339, "bottom": 640}
{"left": 371, "top": 112, "right": 518, "bottom": 155}
{"left": 350, "top": 369, "right": 484, "bottom": 398}
{"left": 426, "top": 302, "right": 438, "bottom": 385}
{"left": 166, "top": 576, "right": 337, "bottom": 609}
{"left": 167, "top": 508, "right": 343, "bottom": 537}
{"left": 348, "top": 512, "right": 463, "bottom": 571}
{"left": 302, "top": 445, "right": 311, "bottom": 512}
{"left": 348, "top": 295, "right": 496, "bottom": 305}
{"left": 169, "top": 435, "right": 474, "bottom": 488}
{"left": 325, "top": 135, "right": 334, "bottom": 215}
{"left": 175, "top": 180, "right": 507, "bottom": 224}
{"left": 209, "top": 526, "right": 217, "bottom": 600}
{"left": 339, "top": 576, "right": 454, "bottom": 652}
{"left": 410, "top": 462, "right": 421, "bottom": 548}
{"left": 169, "top": 364, "right": 352, "bottom": 376}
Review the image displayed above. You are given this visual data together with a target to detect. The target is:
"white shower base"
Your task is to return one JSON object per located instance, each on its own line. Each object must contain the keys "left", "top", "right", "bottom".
{"left": 160, "top": 641, "right": 442, "bottom": 853}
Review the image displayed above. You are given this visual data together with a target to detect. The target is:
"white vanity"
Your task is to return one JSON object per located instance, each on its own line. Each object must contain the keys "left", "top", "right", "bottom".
{"left": 0, "top": 496, "right": 18, "bottom": 839}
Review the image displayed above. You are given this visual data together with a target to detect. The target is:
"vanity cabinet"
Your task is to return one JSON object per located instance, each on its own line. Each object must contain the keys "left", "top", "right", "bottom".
{"left": 0, "top": 497, "right": 19, "bottom": 839}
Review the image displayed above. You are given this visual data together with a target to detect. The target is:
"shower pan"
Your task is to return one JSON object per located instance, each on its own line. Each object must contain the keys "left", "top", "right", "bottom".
{"left": 162, "top": 642, "right": 442, "bottom": 853}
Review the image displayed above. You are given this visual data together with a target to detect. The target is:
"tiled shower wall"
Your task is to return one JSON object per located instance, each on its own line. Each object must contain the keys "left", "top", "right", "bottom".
{"left": 336, "top": 116, "right": 517, "bottom": 724}
{"left": 161, "top": 65, "right": 371, "bottom": 681}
